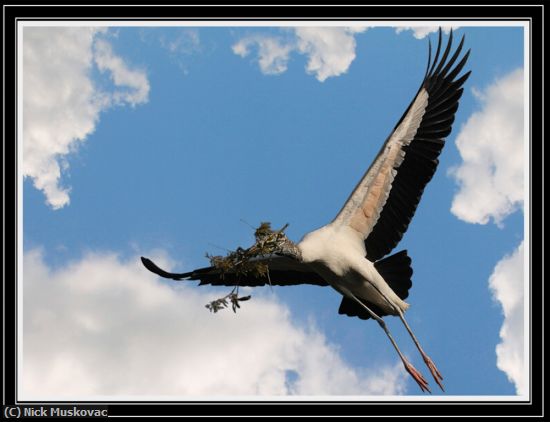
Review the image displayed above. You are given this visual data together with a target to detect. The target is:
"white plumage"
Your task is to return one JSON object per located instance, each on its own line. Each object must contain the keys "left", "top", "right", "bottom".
{"left": 298, "top": 224, "right": 410, "bottom": 316}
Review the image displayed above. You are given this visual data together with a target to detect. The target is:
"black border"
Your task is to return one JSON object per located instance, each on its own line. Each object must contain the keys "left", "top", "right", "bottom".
{"left": 3, "top": 4, "right": 543, "bottom": 418}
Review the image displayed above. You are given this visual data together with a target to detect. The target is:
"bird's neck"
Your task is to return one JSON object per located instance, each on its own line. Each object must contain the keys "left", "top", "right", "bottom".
{"left": 277, "top": 237, "right": 303, "bottom": 261}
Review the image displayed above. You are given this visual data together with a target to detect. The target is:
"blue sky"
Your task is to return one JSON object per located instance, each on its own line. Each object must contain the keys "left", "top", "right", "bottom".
{"left": 20, "top": 23, "right": 526, "bottom": 399}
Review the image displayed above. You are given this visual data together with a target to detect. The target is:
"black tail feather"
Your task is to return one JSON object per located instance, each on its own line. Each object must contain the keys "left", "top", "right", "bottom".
{"left": 338, "top": 250, "right": 413, "bottom": 320}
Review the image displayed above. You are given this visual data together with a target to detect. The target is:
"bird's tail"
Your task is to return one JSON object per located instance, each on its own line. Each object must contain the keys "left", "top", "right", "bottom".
{"left": 338, "top": 250, "right": 413, "bottom": 320}
{"left": 374, "top": 250, "right": 413, "bottom": 299}
{"left": 374, "top": 249, "right": 414, "bottom": 304}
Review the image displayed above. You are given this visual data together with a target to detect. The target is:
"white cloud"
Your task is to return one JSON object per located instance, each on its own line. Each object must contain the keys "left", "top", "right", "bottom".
{"left": 448, "top": 69, "right": 526, "bottom": 394}
{"left": 295, "top": 27, "right": 367, "bottom": 82}
{"left": 93, "top": 39, "right": 150, "bottom": 106}
{"left": 232, "top": 35, "right": 293, "bottom": 75}
{"left": 449, "top": 69, "right": 524, "bottom": 226}
{"left": 488, "top": 241, "right": 525, "bottom": 395}
{"left": 22, "top": 27, "right": 149, "bottom": 210}
{"left": 446, "top": 69, "right": 526, "bottom": 394}
{"left": 395, "top": 26, "right": 457, "bottom": 39}
{"left": 231, "top": 27, "right": 367, "bottom": 82}
{"left": 22, "top": 249, "right": 407, "bottom": 399}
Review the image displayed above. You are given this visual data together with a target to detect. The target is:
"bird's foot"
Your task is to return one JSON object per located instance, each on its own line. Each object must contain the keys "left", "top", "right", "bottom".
{"left": 403, "top": 359, "right": 431, "bottom": 393}
{"left": 423, "top": 354, "right": 445, "bottom": 392}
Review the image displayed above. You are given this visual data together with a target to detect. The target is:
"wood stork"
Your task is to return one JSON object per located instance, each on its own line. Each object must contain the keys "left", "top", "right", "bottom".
{"left": 141, "top": 29, "right": 470, "bottom": 394}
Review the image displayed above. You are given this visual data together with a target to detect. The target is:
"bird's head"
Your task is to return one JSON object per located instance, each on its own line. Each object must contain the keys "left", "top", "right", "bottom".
{"left": 253, "top": 222, "right": 302, "bottom": 261}
{"left": 276, "top": 236, "right": 303, "bottom": 262}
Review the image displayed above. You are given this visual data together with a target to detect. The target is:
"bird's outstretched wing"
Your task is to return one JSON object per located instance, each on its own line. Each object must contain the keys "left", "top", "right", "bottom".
{"left": 141, "top": 255, "right": 328, "bottom": 287}
{"left": 332, "top": 29, "right": 471, "bottom": 261}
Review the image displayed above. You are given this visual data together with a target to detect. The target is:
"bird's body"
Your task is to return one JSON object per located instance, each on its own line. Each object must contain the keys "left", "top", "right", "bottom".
{"left": 141, "top": 28, "right": 470, "bottom": 393}
{"left": 298, "top": 224, "right": 409, "bottom": 316}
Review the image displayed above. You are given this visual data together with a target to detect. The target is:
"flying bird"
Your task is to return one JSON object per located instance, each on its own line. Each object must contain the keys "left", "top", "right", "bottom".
{"left": 142, "top": 29, "right": 470, "bottom": 393}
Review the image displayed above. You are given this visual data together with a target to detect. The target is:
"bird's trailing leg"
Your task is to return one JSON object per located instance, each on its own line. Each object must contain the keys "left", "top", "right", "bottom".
{"left": 395, "top": 309, "right": 444, "bottom": 391}
{"left": 345, "top": 291, "right": 431, "bottom": 393}
{"left": 361, "top": 280, "right": 445, "bottom": 392}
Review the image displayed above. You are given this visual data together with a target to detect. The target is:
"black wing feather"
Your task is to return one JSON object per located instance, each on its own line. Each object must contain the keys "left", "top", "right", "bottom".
{"left": 364, "top": 29, "right": 471, "bottom": 261}
{"left": 141, "top": 255, "right": 328, "bottom": 287}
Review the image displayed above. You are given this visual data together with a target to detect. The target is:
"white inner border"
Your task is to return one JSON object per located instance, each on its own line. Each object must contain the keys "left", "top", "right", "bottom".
{"left": 16, "top": 19, "right": 531, "bottom": 403}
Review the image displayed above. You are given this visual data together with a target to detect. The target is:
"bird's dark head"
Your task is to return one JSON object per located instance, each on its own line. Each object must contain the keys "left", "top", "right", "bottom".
{"left": 276, "top": 236, "right": 303, "bottom": 262}
{"left": 254, "top": 222, "right": 302, "bottom": 261}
